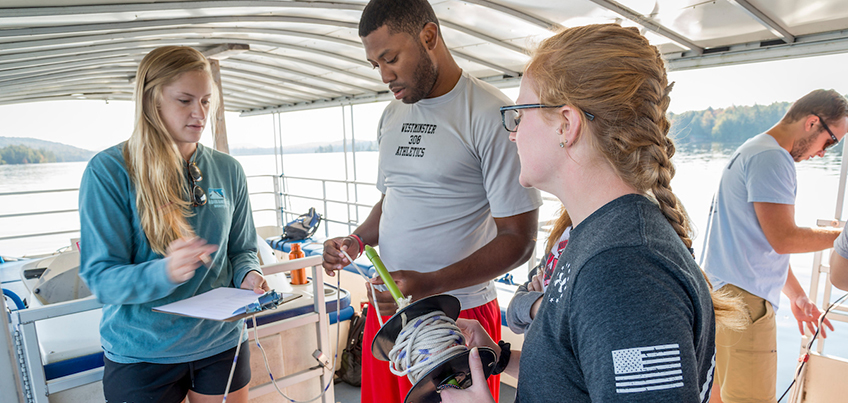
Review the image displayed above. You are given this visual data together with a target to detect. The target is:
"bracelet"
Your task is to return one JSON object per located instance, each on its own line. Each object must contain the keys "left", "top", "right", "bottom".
{"left": 491, "top": 340, "right": 511, "bottom": 375}
{"left": 349, "top": 233, "right": 365, "bottom": 258}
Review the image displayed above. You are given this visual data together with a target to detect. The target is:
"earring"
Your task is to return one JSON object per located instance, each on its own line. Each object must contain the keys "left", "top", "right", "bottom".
{"left": 559, "top": 140, "right": 567, "bottom": 148}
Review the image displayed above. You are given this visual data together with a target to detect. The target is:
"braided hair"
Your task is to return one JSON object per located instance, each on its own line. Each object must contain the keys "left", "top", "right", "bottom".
{"left": 526, "top": 24, "right": 746, "bottom": 330}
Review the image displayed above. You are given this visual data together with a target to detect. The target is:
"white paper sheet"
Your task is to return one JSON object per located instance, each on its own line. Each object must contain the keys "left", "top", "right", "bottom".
{"left": 153, "top": 288, "right": 266, "bottom": 321}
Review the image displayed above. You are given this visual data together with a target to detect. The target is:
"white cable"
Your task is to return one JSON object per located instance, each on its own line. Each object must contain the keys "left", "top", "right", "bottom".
{"left": 221, "top": 321, "right": 246, "bottom": 402}
{"left": 341, "top": 249, "right": 385, "bottom": 327}
{"left": 250, "top": 268, "right": 343, "bottom": 403}
{"left": 388, "top": 310, "right": 468, "bottom": 384}
{"left": 220, "top": 270, "right": 343, "bottom": 403}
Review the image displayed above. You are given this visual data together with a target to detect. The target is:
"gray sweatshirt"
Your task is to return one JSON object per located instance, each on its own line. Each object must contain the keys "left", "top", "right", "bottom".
{"left": 516, "top": 194, "right": 716, "bottom": 403}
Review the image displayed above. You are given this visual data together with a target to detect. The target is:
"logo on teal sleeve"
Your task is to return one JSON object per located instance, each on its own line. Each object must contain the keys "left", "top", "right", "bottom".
{"left": 209, "top": 188, "right": 228, "bottom": 208}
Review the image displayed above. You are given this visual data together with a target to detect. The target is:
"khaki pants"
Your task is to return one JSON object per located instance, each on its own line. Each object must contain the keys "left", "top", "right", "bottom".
{"left": 715, "top": 284, "right": 777, "bottom": 403}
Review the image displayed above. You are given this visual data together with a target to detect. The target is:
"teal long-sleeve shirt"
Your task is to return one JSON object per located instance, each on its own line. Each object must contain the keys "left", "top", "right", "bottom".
{"left": 79, "top": 143, "right": 261, "bottom": 364}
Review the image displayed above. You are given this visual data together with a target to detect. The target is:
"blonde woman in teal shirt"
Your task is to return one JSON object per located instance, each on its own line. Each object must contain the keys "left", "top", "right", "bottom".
{"left": 79, "top": 46, "right": 268, "bottom": 403}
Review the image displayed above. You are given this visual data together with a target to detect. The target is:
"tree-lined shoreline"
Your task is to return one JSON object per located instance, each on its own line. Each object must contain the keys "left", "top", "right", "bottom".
{"left": 0, "top": 144, "right": 57, "bottom": 165}
{"left": 5, "top": 99, "right": 845, "bottom": 165}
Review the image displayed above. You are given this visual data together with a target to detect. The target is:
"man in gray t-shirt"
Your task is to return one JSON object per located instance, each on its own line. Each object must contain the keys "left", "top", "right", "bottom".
{"left": 703, "top": 89, "right": 847, "bottom": 403}
{"left": 321, "top": 1, "right": 541, "bottom": 402}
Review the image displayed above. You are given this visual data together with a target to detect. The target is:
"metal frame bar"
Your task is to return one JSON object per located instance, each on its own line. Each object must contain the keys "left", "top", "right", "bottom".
{"left": 0, "top": 15, "right": 357, "bottom": 39}
{"left": 224, "top": 58, "right": 376, "bottom": 95}
{"left": 0, "top": 26, "right": 363, "bottom": 55}
{"left": 0, "top": 295, "right": 26, "bottom": 403}
{"left": 460, "top": 0, "right": 563, "bottom": 31}
{"left": 0, "top": 67, "right": 132, "bottom": 85}
{"left": 666, "top": 30, "right": 848, "bottom": 71}
{"left": 8, "top": 256, "right": 335, "bottom": 402}
{"left": 727, "top": 0, "right": 795, "bottom": 43}
{"left": 0, "top": 1, "right": 363, "bottom": 18}
{"left": 247, "top": 255, "right": 334, "bottom": 402}
{"left": 0, "top": 37, "right": 372, "bottom": 75}
{"left": 222, "top": 66, "right": 341, "bottom": 99}
{"left": 441, "top": 20, "right": 527, "bottom": 55}
{"left": 587, "top": 0, "right": 704, "bottom": 54}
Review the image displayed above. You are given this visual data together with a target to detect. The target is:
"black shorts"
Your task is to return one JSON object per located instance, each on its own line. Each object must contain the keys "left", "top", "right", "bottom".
{"left": 103, "top": 341, "right": 251, "bottom": 403}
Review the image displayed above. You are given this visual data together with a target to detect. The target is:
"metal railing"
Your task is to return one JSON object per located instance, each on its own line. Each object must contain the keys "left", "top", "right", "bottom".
{"left": 0, "top": 177, "right": 288, "bottom": 254}
{"left": 0, "top": 188, "right": 81, "bottom": 243}
{"left": 1, "top": 173, "right": 556, "bottom": 276}
{"left": 270, "top": 173, "right": 378, "bottom": 238}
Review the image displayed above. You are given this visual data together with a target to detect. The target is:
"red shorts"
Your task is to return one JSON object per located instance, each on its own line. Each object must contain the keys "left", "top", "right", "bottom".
{"left": 361, "top": 298, "right": 502, "bottom": 403}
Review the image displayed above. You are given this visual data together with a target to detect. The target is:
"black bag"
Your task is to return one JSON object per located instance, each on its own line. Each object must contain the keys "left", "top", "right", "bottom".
{"left": 336, "top": 306, "right": 367, "bottom": 386}
{"left": 282, "top": 207, "right": 322, "bottom": 241}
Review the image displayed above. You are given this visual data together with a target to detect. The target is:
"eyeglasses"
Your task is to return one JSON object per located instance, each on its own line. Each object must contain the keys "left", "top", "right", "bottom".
{"left": 187, "top": 161, "right": 206, "bottom": 207}
{"left": 812, "top": 114, "right": 840, "bottom": 151}
{"left": 499, "top": 104, "right": 595, "bottom": 133}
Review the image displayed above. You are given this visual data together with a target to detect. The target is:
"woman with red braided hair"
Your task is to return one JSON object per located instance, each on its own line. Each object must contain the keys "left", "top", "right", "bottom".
{"left": 442, "top": 24, "right": 746, "bottom": 403}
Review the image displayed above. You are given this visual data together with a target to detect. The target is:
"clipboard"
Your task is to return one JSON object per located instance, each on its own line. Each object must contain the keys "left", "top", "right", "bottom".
{"left": 153, "top": 288, "right": 301, "bottom": 322}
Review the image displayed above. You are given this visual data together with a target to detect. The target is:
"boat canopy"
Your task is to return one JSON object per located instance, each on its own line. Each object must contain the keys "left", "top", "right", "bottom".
{"left": 2, "top": 0, "right": 848, "bottom": 115}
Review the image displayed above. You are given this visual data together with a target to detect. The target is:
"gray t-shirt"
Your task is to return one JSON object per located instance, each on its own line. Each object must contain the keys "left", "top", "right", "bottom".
{"left": 375, "top": 71, "right": 542, "bottom": 309}
{"left": 703, "top": 133, "right": 796, "bottom": 309}
{"left": 517, "top": 195, "right": 716, "bottom": 403}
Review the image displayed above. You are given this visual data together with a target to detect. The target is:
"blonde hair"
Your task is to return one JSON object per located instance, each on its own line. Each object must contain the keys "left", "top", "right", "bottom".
{"left": 123, "top": 46, "right": 218, "bottom": 255}
{"left": 527, "top": 24, "right": 747, "bottom": 330}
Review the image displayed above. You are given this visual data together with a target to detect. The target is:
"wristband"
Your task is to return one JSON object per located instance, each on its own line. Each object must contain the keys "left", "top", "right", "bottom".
{"left": 349, "top": 233, "right": 365, "bottom": 258}
{"left": 491, "top": 340, "right": 511, "bottom": 375}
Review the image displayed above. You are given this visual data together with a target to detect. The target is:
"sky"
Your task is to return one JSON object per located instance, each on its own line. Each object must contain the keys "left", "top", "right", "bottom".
{"left": 2, "top": 52, "right": 848, "bottom": 152}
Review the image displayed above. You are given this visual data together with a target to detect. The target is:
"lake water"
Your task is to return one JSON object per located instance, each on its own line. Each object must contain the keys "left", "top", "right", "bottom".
{"left": 2, "top": 147, "right": 847, "bottom": 396}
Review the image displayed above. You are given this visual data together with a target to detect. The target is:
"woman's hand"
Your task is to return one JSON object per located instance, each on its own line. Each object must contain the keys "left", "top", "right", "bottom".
{"left": 455, "top": 319, "right": 499, "bottom": 354}
{"left": 527, "top": 269, "right": 545, "bottom": 292}
{"left": 241, "top": 270, "right": 270, "bottom": 294}
{"left": 165, "top": 237, "right": 218, "bottom": 284}
{"left": 439, "top": 347, "right": 496, "bottom": 403}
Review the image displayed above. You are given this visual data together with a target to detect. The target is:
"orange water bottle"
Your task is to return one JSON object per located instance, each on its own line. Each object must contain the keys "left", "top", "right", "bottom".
{"left": 289, "top": 243, "right": 307, "bottom": 285}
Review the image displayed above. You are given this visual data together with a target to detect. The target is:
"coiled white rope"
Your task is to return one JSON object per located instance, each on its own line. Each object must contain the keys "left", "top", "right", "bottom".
{"left": 340, "top": 249, "right": 465, "bottom": 384}
{"left": 388, "top": 310, "right": 468, "bottom": 384}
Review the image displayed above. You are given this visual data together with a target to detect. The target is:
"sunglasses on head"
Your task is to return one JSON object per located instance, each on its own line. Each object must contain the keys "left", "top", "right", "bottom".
{"left": 187, "top": 161, "right": 206, "bottom": 207}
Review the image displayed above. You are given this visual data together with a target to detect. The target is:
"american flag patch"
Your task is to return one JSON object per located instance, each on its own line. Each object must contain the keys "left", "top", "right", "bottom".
{"left": 612, "top": 344, "right": 683, "bottom": 394}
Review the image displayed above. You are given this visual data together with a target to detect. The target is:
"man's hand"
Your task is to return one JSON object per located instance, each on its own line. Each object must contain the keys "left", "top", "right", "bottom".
{"left": 439, "top": 348, "right": 496, "bottom": 403}
{"left": 366, "top": 269, "right": 433, "bottom": 316}
{"left": 790, "top": 295, "right": 834, "bottom": 338}
{"left": 321, "top": 236, "right": 361, "bottom": 277}
{"left": 241, "top": 271, "right": 270, "bottom": 294}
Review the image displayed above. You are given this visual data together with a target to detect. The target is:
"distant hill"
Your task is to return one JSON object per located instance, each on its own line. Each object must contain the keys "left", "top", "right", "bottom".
{"left": 231, "top": 139, "right": 377, "bottom": 156}
{"left": 0, "top": 137, "right": 95, "bottom": 163}
{"left": 668, "top": 99, "right": 845, "bottom": 150}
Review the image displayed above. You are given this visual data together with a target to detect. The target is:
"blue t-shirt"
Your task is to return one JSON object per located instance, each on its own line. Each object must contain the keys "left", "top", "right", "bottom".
{"left": 834, "top": 221, "right": 848, "bottom": 258}
{"left": 79, "top": 143, "right": 260, "bottom": 364}
{"left": 703, "top": 133, "right": 796, "bottom": 309}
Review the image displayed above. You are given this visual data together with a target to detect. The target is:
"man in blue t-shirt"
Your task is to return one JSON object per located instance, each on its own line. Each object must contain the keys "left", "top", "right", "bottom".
{"left": 703, "top": 89, "right": 848, "bottom": 403}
